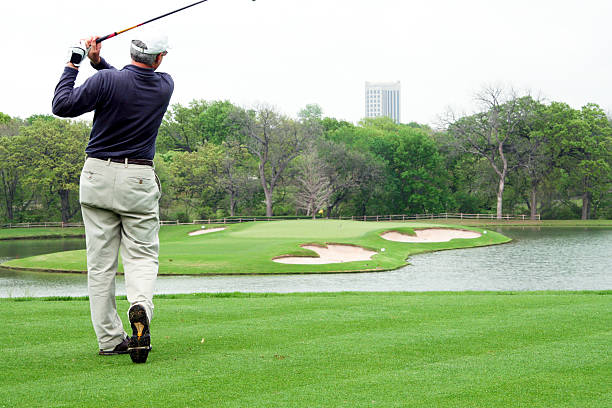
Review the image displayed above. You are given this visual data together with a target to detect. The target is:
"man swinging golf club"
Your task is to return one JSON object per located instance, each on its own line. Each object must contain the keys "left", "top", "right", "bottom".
{"left": 52, "top": 32, "right": 174, "bottom": 363}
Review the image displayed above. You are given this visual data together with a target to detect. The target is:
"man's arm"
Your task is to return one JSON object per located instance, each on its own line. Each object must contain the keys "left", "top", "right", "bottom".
{"left": 52, "top": 67, "right": 102, "bottom": 118}
{"left": 52, "top": 36, "right": 106, "bottom": 117}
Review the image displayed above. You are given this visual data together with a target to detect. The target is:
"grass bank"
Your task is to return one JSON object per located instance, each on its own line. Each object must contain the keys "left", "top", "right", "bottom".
{"left": 411, "top": 219, "right": 612, "bottom": 227}
{"left": 2, "top": 220, "right": 510, "bottom": 275}
{"left": 0, "top": 292, "right": 610, "bottom": 407}
{"left": 0, "top": 227, "right": 85, "bottom": 240}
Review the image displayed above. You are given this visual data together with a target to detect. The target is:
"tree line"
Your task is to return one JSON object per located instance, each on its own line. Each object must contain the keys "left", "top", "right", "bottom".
{"left": 1, "top": 88, "right": 610, "bottom": 223}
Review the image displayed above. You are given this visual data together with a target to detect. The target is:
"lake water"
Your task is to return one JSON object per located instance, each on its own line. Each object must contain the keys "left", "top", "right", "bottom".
{"left": 0, "top": 227, "right": 610, "bottom": 297}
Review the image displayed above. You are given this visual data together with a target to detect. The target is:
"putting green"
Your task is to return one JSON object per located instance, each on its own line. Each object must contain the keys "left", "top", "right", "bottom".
{"left": 2, "top": 220, "right": 511, "bottom": 275}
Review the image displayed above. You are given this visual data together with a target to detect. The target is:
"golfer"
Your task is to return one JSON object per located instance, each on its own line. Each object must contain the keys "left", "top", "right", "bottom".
{"left": 52, "top": 33, "right": 174, "bottom": 363}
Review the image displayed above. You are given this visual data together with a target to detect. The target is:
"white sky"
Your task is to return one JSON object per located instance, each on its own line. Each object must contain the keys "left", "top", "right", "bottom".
{"left": 2, "top": 0, "right": 611, "bottom": 124}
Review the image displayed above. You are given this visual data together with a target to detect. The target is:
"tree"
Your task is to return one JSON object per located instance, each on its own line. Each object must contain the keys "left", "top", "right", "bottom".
{"left": 294, "top": 147, "right": 332, "bottom": 219}
{"left": 242, "top": 106, "right": 319, "bottom": 216}
{"left": 447, "top": 88, "right": 531, "bottom": 219}
{"left": 0, "top": 112, "right": 22, "bottom": 137}
{"left": 19, "top": 118, "right": 90, "bottom": 223}
{"left": 158, "top": 101, "right": 207, "bottom": 152}
{"left": 496, "top": 97, "right": 551, "bottom": 219}
{"left": 391, "top": 129, "right": 452, "bottom": 214}
{"left": 553, "top": 103, "right": 612, "bottom": 219}
{"left": 0, "top": 112, "right": 11, "bottom": 125}
{"left": 298, "top": 104, "right": 323, "bottom": 122}
{"left": 218, "top": 140, "right": 257, "bottom": 216}
{"left": 346, "top": 118, "right": 452, "bottom": 215}
{"left": 157, "top": 100, "right": 243, "bottom": 152}
{"left": 0, "top": 114, "right": 30, "bottom": 222}
{"left": 0, "top": 135, "right": 29, "bottom": 221}
{"left": 317, "top": 138, "right": 383, "bottom": 217}
{"left": 435, "top": 128, "right": 496, "bottom": 214}
{"left": 161, "top": 144, "right": 224, "bottom": 219}
{"left": 199, "top": 100, "right": 246, "bottom": 145}
{"left": 514, "top": 101, "right": 570, "bottom": 219}
{"left": 321, "top": 117, "right": 354, "bottom": 135}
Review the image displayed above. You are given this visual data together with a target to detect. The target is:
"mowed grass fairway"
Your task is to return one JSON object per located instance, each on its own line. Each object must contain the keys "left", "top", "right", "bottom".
{"left": 3, "top": 220, "right": 509, "bottom": 274}
{"left": 0, "top": 292, "right": 610, "bottom": 407}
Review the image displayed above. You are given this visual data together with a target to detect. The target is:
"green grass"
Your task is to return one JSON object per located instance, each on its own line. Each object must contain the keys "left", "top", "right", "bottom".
{"left": 0, "top": 292, "right": 610, "bottom": 407}
{"left": 0, "top": 227, "right": 85, "bottom": 240}
{"left": 3, "top": 220, "right": 510, "bottom": 274}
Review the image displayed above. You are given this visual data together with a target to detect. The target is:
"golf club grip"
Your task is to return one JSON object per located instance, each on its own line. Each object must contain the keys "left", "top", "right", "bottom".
{"left": 96, "top": 33, "right": 117, "bottom": 43}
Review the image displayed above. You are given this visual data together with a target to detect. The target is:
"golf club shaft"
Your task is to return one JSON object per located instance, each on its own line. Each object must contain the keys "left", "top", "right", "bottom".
{"left": 95, "top": 0, "right": 209, "bottom": 43}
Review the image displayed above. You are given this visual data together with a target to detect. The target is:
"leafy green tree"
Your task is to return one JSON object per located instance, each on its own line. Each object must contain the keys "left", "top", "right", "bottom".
{"left": 0, "top": 112, "right": 12, "bottom": 125}
{"left": 0, "top": 113, "right": 22, "bottom": 138}
{"left": 505, "top": 97, "right": 551, "bottom": 219}
{"left": 19, "top": 118, "right": 89, "bottom": 223}
{"left": 157, "top": 100, "right": 244, "bottom": 152}
{"left": 553, "top": 103, "right": 612, "bottom": 219}
{"left": 298, "top": 104, "right": 323, "bottom": 122}
{"left": 0, "top": 135, "right": 31, "bottom": 221}
{"left": 160, "top": 144, "right": 224, "bottom": 219}
{"left": 25, "top": 114, "right": 55, "bottom": 125}
{"left": 391, "top": 129, "right": 452, "bottom": 213}
{"left": 158, "top": 101, "right": 207, "bottom": 152}
{"left": 510, "top": 101, "right": 575, "bottom": 219}
{"left": 0, "top": 113, "right": 30, "bottom": 222}
{"left": 435, "top": 128, "right": 495, "bottom": 214}
{"left": 321, "top": 117, "right": 354, "bottom": 135}
{"left": 200, "top": 101, "right": 246, "bottom": 145}
{"left": 329, "top": 117, "right": 451, "bottom": 215}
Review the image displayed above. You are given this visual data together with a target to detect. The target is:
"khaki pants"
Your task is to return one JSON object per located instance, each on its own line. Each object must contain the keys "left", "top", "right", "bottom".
{"left": 79, "top": 157, "right": 161, "bottom": 350}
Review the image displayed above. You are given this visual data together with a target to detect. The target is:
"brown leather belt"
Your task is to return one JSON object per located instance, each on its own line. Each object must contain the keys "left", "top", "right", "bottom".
{"left": 89, "top": 157, "right": 154, "bottom": 166}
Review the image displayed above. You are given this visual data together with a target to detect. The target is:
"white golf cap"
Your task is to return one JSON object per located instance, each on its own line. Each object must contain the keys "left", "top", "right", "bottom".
{"left": 131, "top": 32, "right": 170, "bottom": 55}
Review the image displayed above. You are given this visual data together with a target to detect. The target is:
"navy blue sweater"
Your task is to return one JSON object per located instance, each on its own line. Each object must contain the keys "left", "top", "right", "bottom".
{"left": 52, "top": 58, "right": 174, "bottom": 160}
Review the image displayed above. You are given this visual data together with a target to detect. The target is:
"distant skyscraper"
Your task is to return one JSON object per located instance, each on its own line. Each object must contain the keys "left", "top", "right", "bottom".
{"left": 365, "top": 81, "right": 401, "bottom": 123}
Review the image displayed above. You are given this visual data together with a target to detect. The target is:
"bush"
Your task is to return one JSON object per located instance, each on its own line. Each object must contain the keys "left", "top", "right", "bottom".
{"left": 541, "top": 202, "right": 581, "bottom": 220}
{"left": 170, "top": 212, "right": 191, "bottom": 223}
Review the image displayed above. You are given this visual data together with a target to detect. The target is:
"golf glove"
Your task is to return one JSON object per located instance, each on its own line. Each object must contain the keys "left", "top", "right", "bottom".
{"left": 67, "top": 41, "right": 89, "bottom": 67}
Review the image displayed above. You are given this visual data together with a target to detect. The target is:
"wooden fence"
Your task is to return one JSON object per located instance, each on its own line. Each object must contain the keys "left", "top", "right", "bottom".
{"left": 1, "top": 213, "right": 540, "bottom": 229}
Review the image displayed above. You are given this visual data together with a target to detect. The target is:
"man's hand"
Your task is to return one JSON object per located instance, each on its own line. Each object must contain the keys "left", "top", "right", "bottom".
{"left": 85, "top": 36, "right": 102, "bottom": 65}
{"left": 66, "top": 40, "right": 88, "bottom": 69}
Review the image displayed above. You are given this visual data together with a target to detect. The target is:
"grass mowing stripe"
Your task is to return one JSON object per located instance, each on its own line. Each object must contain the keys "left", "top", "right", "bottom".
{"left": 0, "top": 293, "right": 609, "bottom": 407}
{"left": 224, "top": 338, "right": 610, "bottom": 408}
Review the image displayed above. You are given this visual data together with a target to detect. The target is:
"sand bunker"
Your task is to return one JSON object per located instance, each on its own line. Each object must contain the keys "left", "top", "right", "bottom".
{"left": 188, "top": 227, "right": 226, "bottom": 236}
{"left": 381, "top": 228, "right": 481, "bottom": 243}
{"left": 274, "top": 244, "right": 377, "bottom": 264}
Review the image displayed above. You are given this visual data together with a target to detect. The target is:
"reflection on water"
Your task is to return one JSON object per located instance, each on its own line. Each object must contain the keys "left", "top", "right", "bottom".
{"left": 0, "top": 227, "right": 610, "bottom": 297}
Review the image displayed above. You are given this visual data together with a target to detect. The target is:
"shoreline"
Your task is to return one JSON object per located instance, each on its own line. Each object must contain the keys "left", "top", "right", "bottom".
{"left": 1, "top": 290, "right": 610, "bottom": 302}
{"left": 0, "top": 238, "right": 514, "bottom": 275}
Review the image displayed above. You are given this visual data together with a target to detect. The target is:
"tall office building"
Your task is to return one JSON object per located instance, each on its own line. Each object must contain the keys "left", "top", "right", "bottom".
{"left": 365, "top": 81, "right": 401, "bottom": 123}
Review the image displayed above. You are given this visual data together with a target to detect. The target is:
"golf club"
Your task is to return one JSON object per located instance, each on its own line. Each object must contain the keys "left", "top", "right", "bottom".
{"left": 96, "top": 0, "right": 255, "bottom": 44}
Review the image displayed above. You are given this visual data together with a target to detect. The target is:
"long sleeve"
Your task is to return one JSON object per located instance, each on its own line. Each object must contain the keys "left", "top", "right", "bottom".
{"left": 52, "top": 67, "right": 103, "bottom": 118}
{"left": 90, "top": 57, "right": 115, "bottom": 71}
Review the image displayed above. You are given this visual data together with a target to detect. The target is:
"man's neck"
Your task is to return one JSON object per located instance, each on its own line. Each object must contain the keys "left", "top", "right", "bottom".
{"left": 131, "top": 60, "right": 155, "bottom": 70}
